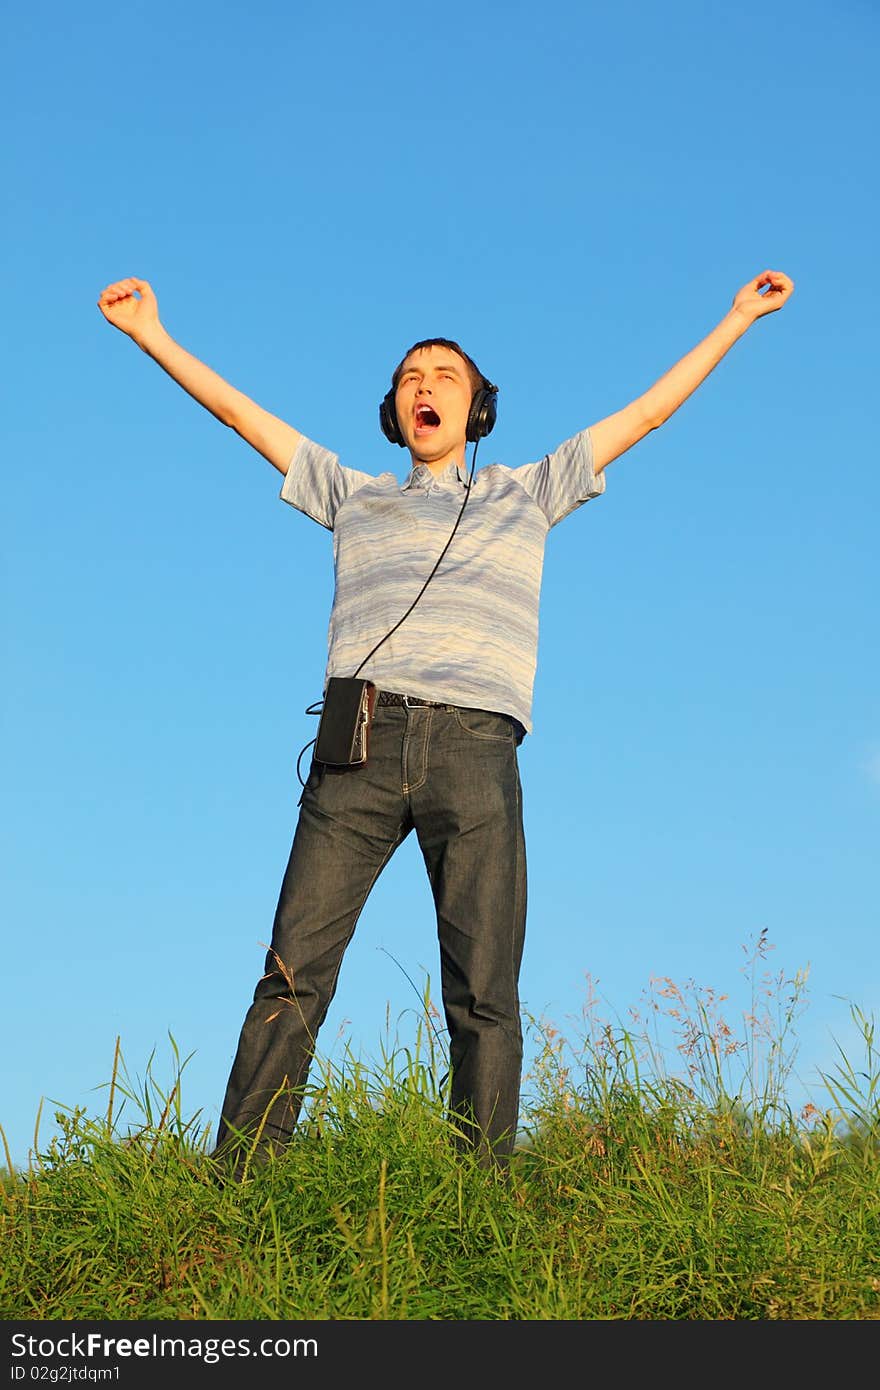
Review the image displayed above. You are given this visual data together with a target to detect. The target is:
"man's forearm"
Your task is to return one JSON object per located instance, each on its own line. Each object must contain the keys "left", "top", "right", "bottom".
{"left": 134, "top": 323, "right": 254, "bottom": 429}
{"left": 639, "top": 306, "right": 754, "bottom": 431}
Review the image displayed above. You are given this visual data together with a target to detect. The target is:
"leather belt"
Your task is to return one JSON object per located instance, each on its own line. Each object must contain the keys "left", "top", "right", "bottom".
{"left": 377, "top": 690, "right": 457, "bottom": 709}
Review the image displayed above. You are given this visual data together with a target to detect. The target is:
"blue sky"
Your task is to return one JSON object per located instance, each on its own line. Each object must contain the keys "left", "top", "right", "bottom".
{"left": 3, "top": 0, "right": 878, "bottom": 1171}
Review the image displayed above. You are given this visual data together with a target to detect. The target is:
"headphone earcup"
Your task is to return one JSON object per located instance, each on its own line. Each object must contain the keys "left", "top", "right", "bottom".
{"left": 379, "top": 390, "right": 405, "bottom": 446}
{"left": 466, "top": 387, "right": 498, "bottom": 442}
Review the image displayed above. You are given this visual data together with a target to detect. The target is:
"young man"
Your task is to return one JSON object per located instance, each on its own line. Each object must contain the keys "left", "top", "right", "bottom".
{"left": 97, "top": 268, "right": 794, "bottom": 1174}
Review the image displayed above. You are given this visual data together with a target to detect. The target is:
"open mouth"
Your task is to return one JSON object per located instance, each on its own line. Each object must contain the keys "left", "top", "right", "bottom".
{"left": 414, "top": 403, "right": 442, "bottom": 434}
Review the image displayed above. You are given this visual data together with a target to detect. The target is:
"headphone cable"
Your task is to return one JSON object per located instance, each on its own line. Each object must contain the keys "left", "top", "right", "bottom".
{"left": 296, "top": 437, "right": 482, "bottom": 787}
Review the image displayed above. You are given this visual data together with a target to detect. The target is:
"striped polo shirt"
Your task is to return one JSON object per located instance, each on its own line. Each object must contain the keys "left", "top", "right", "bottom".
{"left": 279, "top": 427, "right": 605, "bottom": 739}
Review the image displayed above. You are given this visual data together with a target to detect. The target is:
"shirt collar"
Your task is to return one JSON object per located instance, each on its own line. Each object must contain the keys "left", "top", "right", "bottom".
{"left": 401, "top": 458, "right": 472, "bottom": 493}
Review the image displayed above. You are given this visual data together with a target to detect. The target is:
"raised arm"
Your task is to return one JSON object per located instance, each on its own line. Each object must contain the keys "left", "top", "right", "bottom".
{"left": 587, "top": 269, "right": 795, "bottom": 475}
{"left": 96, "top": 277, "right": 302, "bottom": 475}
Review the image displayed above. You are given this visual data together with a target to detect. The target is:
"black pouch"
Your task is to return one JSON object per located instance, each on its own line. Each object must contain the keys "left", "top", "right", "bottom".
{"left": 314, "top": 677, "right": 377, "bottom": 767}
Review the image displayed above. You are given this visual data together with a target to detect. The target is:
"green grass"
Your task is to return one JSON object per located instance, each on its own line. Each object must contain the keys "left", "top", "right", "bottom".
{"left": 2, "top": 935, "right": 879, "bottom": 1320}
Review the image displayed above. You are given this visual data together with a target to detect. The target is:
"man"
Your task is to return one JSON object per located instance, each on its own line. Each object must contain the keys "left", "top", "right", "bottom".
{"left": 97, "top": 268, "right": 794, "bottom": 1175}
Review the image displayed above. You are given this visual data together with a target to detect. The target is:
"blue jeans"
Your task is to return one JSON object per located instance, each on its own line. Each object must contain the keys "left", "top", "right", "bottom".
{"left": 214, "top": 699, "right": 527, "bottom": 1167}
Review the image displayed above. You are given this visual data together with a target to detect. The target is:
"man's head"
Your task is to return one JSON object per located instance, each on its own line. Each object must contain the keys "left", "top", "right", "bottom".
{"left": 380, "top": 338, "right": 497, "bottom": 469}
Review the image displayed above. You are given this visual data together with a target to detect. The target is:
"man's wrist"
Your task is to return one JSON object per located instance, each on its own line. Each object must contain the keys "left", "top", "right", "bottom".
{"left": 728, "top": 303, "right": 758, "bottom": 333}
{"left": 133, "top": 321, "right": 170, "bottom": 357}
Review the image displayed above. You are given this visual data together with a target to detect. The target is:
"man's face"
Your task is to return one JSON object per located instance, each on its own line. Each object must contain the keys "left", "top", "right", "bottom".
{"left": 393, "top": 345, "right": 474, "bottom": 468}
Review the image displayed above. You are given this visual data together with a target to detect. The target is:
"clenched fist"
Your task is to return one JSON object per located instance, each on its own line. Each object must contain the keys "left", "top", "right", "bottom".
{"left": 96, "top": 277, "right": 161, "bottom": 342}
{"left": 732, "top": 269, "right": 795, "bottom": 323}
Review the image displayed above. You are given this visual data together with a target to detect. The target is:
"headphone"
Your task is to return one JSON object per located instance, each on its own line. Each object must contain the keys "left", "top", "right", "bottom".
{"left": 379, "top": 379, "right": 498, "bottom": 446}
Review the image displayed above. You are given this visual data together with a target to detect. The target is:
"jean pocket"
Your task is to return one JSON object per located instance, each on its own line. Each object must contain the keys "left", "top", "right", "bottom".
{"left": 453, "top": 707, "right": 514, "bottom": 741}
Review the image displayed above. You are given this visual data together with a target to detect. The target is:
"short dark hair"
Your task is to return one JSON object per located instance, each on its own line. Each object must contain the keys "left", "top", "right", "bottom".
{"left": 390, "top": 337, "right": 493, "bottom": 399}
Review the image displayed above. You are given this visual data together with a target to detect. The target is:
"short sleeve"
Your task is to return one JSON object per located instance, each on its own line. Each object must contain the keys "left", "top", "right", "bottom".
{"left": 506, "top": 427, "right": 605, "bottom": 528}
{"left": 279, "top": 435, "right": 376, "bottom": 530}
